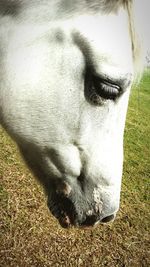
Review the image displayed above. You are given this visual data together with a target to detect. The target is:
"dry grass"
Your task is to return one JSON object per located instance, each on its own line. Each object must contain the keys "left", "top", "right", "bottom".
{"left": 0, "top": 71, "right": 150, "bottom": 267}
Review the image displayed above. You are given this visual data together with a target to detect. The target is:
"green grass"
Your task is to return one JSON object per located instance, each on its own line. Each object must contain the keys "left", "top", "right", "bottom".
{"left": 0, "top": 70, "right": 150, "bottom": 267}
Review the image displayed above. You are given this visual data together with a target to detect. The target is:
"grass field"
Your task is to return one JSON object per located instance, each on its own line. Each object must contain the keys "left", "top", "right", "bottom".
{"left": 0, "top": 70, "right": 150, "bottom": 267}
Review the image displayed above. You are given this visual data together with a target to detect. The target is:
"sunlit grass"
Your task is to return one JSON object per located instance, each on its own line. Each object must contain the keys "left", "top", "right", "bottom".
{"left": 0, "top": 70, "right": 149, "bottom": 267}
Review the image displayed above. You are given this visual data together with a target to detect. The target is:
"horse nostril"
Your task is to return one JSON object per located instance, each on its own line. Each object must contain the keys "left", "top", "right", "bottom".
{"left": 77, "top": 173, "right": 85, "bottom": 191}
{"left": 77, "top": 173, "right": 84, "bottom": 182}
{"left": 101, "top": 214, "right": 115, "bottom": 223}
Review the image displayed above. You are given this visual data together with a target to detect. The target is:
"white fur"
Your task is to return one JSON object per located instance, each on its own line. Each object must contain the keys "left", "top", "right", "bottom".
{"left": 0, "top": 1, "right": 144, "bottom": 222}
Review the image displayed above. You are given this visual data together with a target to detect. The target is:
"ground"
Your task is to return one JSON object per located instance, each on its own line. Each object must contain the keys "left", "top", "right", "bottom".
{"left": 0, "top": 70, "right": 150, "bottom": 267}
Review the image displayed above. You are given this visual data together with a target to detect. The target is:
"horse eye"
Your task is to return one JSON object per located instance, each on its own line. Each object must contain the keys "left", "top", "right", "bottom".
{"left": 93, "top": 76, "right": 121, "bottom": 100}
{"left": 85, "top": 70, "right": 122, "bottom": 105}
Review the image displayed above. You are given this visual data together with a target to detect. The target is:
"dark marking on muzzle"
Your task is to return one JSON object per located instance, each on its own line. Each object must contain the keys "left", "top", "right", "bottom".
{"left": 47, "top": 178, "right": 115, "bottom": 228}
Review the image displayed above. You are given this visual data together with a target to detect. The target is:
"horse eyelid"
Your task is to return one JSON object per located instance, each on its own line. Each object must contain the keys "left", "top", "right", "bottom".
{"left": 92, "top": 70, "right": 132, "bottom": 90}
{"left": 93, "top": 77, "right": 122, "bottom": 100}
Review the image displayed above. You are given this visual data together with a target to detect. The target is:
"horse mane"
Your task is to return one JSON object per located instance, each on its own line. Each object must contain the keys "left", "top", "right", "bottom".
{"left": 126, "top": 1, "right": 147, "bottom": 81}
{"left": 124, "top": 1, "right": 144, "bottom": 80}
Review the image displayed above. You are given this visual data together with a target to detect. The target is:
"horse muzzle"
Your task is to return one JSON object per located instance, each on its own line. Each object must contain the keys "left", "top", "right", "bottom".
{"left": 47, "top": 180, "right": 116, "bottom": 228}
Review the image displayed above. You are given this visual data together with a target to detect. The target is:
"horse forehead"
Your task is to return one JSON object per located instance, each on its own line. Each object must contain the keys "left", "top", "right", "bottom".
{"left": 1, "top": 0, "right": 122, "bottom": 10}
{"left": 0, "top": 0, "right": 125, "bottom": 20}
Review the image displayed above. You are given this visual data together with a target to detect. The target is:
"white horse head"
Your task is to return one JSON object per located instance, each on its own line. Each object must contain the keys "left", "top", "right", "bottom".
{"left": 0, "top": 0, "right": 146, "bottom": 228}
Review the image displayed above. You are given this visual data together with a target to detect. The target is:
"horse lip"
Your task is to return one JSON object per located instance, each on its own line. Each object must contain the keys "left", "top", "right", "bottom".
{"left": 47, "top": 197, "right": 78, "bottom": 228}
{"left": 57, "top": 211, "right": 78, "bottom": 228}
{"left": 101, "top": 213, "right": 115, "bottom": 223}
{"left": 58, "top": 214, "right": 71, "bottom": 228}
{"left": 48, "top": 205, "right": 71, "bottom": 228}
